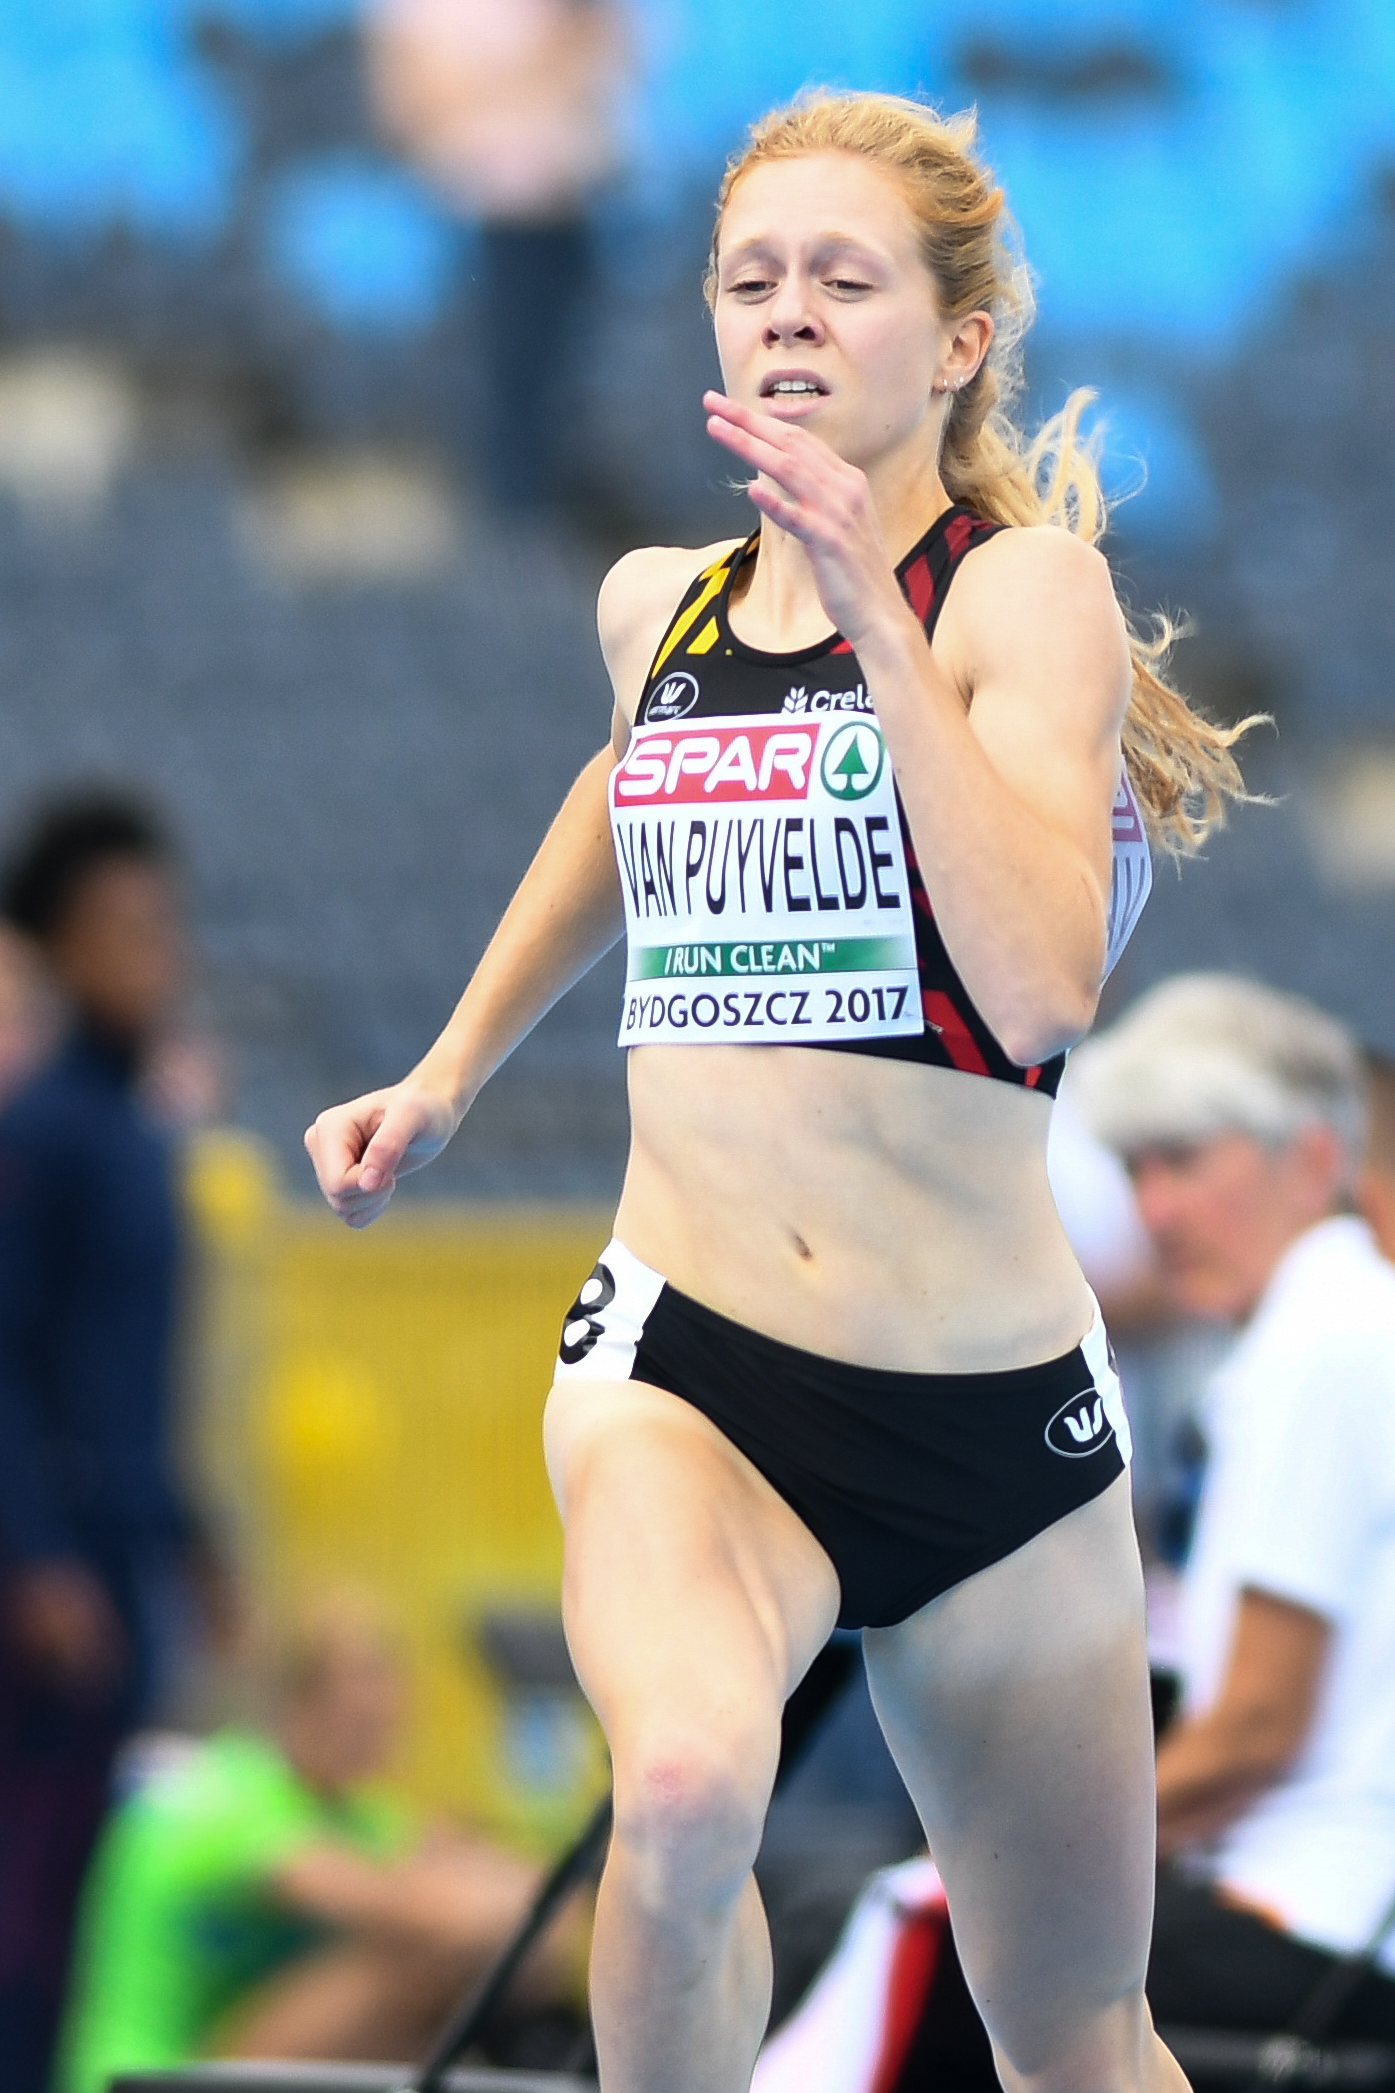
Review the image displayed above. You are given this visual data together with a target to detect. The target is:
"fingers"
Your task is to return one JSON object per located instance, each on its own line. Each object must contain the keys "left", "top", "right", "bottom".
{"left": 359, "top": 1105, "right": 416, "bottom": 1194}
{"left": 704, "top": 392, "right": 807, "bottom": 485}
{"left": 706, "top": 412, "right": 793, "bottom": 485}
{"left": 703, "top": 389, "right": 793, "bottom": 443}
{"left": 304, "top": 1095, "right": 395, "bottom": 1227}
{"left": 304, "top": 1096, "right": 383, "bottom": 1193}
{"left": 304, "top": 1086, "right": 455, "bottom": 1227}
{"left": 703, "top": 389, "right": 859, "bottom": 534}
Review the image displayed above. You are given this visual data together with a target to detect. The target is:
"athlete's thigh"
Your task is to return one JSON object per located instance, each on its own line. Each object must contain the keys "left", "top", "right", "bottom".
{"left": 544, "top": 1372, "right": 840, "bottom": 1769}
{"left": 862, "top": 1476, "right": 1155, "bottom": 2067}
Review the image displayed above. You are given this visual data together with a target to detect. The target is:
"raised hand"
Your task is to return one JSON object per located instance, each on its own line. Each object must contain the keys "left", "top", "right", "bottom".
{"left": 304, "top": 1080, "right": 457, "bottom": 1229}
{"left": 702, "top": 390, "right": 911, "bottom": 648}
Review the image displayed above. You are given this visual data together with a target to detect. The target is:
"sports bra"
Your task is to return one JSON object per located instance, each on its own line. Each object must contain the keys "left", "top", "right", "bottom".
{"left": 607, "top": 504, "right": 1151, "bottom": 1097}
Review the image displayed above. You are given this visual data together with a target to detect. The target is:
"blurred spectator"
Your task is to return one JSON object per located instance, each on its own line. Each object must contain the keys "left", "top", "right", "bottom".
{"left": 0, "top": 792, "right": 218, "bottom": 2093}
{"left": 1071, "top": 974, "right": 1395, "bottom": 2037}
{"left": 0, "top": 923, "right": 56, "bottom": 1103}
{"left": 1048, "top": 1090, "right": 1185, "bottom": 1553}
{"left": 58, "top": 1591, "right": 574, "bottom": 2091}
{"left": 1049, "top": 1082, "right": 1233, "bottom": 1594}
{"left": 1359, "top": 1049, "right": 1395, "bottom": 1264}
{"left": 366, "top": 0, "right": 628, "bottom": 514}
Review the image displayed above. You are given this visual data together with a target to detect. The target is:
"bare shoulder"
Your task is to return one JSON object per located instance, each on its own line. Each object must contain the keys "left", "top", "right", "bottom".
{"left": 598, "top": 539, "right": 742, "bottom": 719}
{"left": 941, "top": 524, "right": 1129, "bottom": 722}
{"left": 953, "top": 523, "right": 1118, "bottom": 621}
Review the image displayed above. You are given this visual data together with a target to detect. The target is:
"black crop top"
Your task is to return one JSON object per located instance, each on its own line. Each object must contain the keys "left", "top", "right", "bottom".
{"left": 607, "top": 504, "right": 1150, "bottom": 1097}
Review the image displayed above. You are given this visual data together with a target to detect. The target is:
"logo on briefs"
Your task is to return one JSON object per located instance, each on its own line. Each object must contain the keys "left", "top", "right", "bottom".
{"left": 647, "top": 672, "right": 700, "bottom": 721}
{"left": 1045, "top": 1390, "right": 1115, "bottom": 1459}
{"left": 559, "top": 1261, "right": 616, "bottom": 1366}
{"left": 820, "top": 721, "right": 884, "bottom": 801}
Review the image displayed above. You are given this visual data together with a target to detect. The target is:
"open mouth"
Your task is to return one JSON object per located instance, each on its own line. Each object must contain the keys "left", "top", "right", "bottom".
{"left": 760, "top": 375, "right": 829, "bottom": 400}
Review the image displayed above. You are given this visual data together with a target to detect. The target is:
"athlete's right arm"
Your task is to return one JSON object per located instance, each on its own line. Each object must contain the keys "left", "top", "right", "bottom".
{"left": 305, "top": 542, "right": 730, "bottom": 1226}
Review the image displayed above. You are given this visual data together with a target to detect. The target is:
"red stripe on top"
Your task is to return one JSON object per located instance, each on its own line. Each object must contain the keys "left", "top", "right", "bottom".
{"left": 903, "top": 553, "right": 935, "bottom": 623}
{"left": 923, "top": 991, "right": 990, "bottom": 1076}
{"left": 944, "top": 510, "right": 979, "bottom": 560}
{"left": 868, "top": 1905, "right": 946, "bottom": 2093}
{"left": 830, "top": 637, "right": 854, "bottom": 654}
{"left": 1023, "top": 1062, "right": 1043, "bottom": 1088}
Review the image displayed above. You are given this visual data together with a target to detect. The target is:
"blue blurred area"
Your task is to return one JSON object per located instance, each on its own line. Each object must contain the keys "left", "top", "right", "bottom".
{"left": 262, "top": 154, "right": 459, "bottom": 332}
{"left": 2, "top": 0, "right": 1390, "bottom": 328}
{"left": 0, "top": 0, "right": 1391, "bottom": 540}
{"left": 636, "top": 0, "right": 1395, "bottom": 351}
{"left": 0, "top": 0, "right": 242, "bottom": 238}
{"left": 193, "top": 0, "right": 356, "bottom": 42}
{"left": 1094, "top": 387, "right": 1222, "bottom": 546}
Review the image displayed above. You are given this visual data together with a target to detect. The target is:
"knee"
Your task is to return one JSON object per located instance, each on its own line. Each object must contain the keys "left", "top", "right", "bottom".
{"left": 991, "top": 1985, "right": 1167, "bottom": 2093}
{"left": 610, "top": 1720, "right": 774, "bottom": 1917}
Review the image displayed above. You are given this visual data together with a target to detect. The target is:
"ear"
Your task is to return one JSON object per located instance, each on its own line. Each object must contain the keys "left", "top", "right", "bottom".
{"left": 1288, "top": 1120, "right": 1348, "bottom": 1213}
{"left": 940, "top": 310, "right": 994, "bottom": 392}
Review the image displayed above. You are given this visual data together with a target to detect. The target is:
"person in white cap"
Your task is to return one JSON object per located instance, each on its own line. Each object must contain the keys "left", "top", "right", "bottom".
{"left": 1072, "top": 972, "right": 1395, "bottom": 2038}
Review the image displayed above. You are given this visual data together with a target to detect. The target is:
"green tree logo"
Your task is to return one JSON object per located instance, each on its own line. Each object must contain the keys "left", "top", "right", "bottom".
{"left": 820, "top": 722, "right": 884, "bottom": 800}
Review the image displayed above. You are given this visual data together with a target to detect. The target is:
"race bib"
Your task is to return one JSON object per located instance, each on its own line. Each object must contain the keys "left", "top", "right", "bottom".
{"left": 610, "top": 713, "right": 922, "bottom": 1047}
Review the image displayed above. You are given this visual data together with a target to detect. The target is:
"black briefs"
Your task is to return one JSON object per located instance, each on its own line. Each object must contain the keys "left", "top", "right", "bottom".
{"left": 555, "top": 1239, "right": 1130, "bottom": 1631}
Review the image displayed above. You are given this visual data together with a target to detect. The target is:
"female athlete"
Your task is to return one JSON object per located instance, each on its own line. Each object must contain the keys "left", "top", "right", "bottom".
{"left": 307, "top": 93, "right": 1248, "bottom": 2093}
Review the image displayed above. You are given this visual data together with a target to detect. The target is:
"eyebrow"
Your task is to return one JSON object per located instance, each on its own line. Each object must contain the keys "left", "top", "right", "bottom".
{"left": 719, "top": 233, "right": 890, "bottom": 271}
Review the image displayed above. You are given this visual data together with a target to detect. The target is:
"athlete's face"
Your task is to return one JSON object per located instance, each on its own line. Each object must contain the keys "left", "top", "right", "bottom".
{"left": 711, "top": 153, "right": 985, "bottom": 475}
{"left": 1126, "top": 1125, "right": 1346, "bottom": 1322}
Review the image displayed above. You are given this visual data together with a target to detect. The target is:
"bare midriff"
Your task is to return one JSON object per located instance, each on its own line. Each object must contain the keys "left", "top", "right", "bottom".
{"left": 613, "top": 1043, "right": 1095, "bottom": 1376}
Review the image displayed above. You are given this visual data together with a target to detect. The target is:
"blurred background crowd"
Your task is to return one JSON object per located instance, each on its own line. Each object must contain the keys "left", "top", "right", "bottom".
{"left": 1, "top": 1, "right": 1395, "bottom": 2089}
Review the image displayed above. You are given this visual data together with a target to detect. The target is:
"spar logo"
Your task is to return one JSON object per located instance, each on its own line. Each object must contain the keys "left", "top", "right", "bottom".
{"left": 613, "top": 723, "right": 817, "bottom": 805}
{"left": 820, "top": 721, "right": 884, "bottom": 801}
{"left": 646, "top": 671, "right": 700, "bottom": 721}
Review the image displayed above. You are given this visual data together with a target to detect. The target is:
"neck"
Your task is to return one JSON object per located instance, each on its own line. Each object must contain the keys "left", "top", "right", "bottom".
{"left": 71, "top": 1015, "right": 145, "bottom": 1077}
{"left": 742, "top": 447, "right": 951, "bottom": 642}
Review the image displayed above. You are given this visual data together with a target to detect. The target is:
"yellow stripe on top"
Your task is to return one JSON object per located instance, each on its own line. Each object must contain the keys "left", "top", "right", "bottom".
{"left": 648, "top": 549, "right": 738, "bottom": 679}
{"left": 686, "top": 615, "right": 721, "bottom": 655}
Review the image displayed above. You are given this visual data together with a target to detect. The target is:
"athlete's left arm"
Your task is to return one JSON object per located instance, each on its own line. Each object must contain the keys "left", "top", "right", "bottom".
{"left": 704, "top": 394, "right": 1128, "bottom": 1065}
{"left": 902, "top": 524, "right": 1129, "bottom": 1063}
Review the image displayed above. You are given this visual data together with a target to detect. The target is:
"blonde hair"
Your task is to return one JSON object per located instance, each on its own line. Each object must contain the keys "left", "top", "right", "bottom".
{"left": 706, "top": 91, "right": 1258, "bottom": 853}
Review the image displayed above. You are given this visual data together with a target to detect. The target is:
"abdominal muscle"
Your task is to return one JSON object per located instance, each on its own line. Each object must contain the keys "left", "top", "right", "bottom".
{"left": 613, "top": 1043, "right": 1096, "bottom": 1376}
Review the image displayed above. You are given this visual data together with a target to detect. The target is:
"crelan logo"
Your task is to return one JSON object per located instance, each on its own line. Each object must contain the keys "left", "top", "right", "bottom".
{"left": 1045, "top": 1389, "right": 1115, "bottom": 1459}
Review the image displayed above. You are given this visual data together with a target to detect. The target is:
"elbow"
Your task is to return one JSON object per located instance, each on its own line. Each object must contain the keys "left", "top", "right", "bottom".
{"left": 996, "top": 981, "right": 1100, "bottom": 1070}
{"left": 990, "top": 920, "right": 1106, "bottom": 1069}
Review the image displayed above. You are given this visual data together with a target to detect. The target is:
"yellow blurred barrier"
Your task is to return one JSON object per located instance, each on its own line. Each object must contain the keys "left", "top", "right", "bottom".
{"left": 185, "top": 1127, "right": 611, "bottom": 1849}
